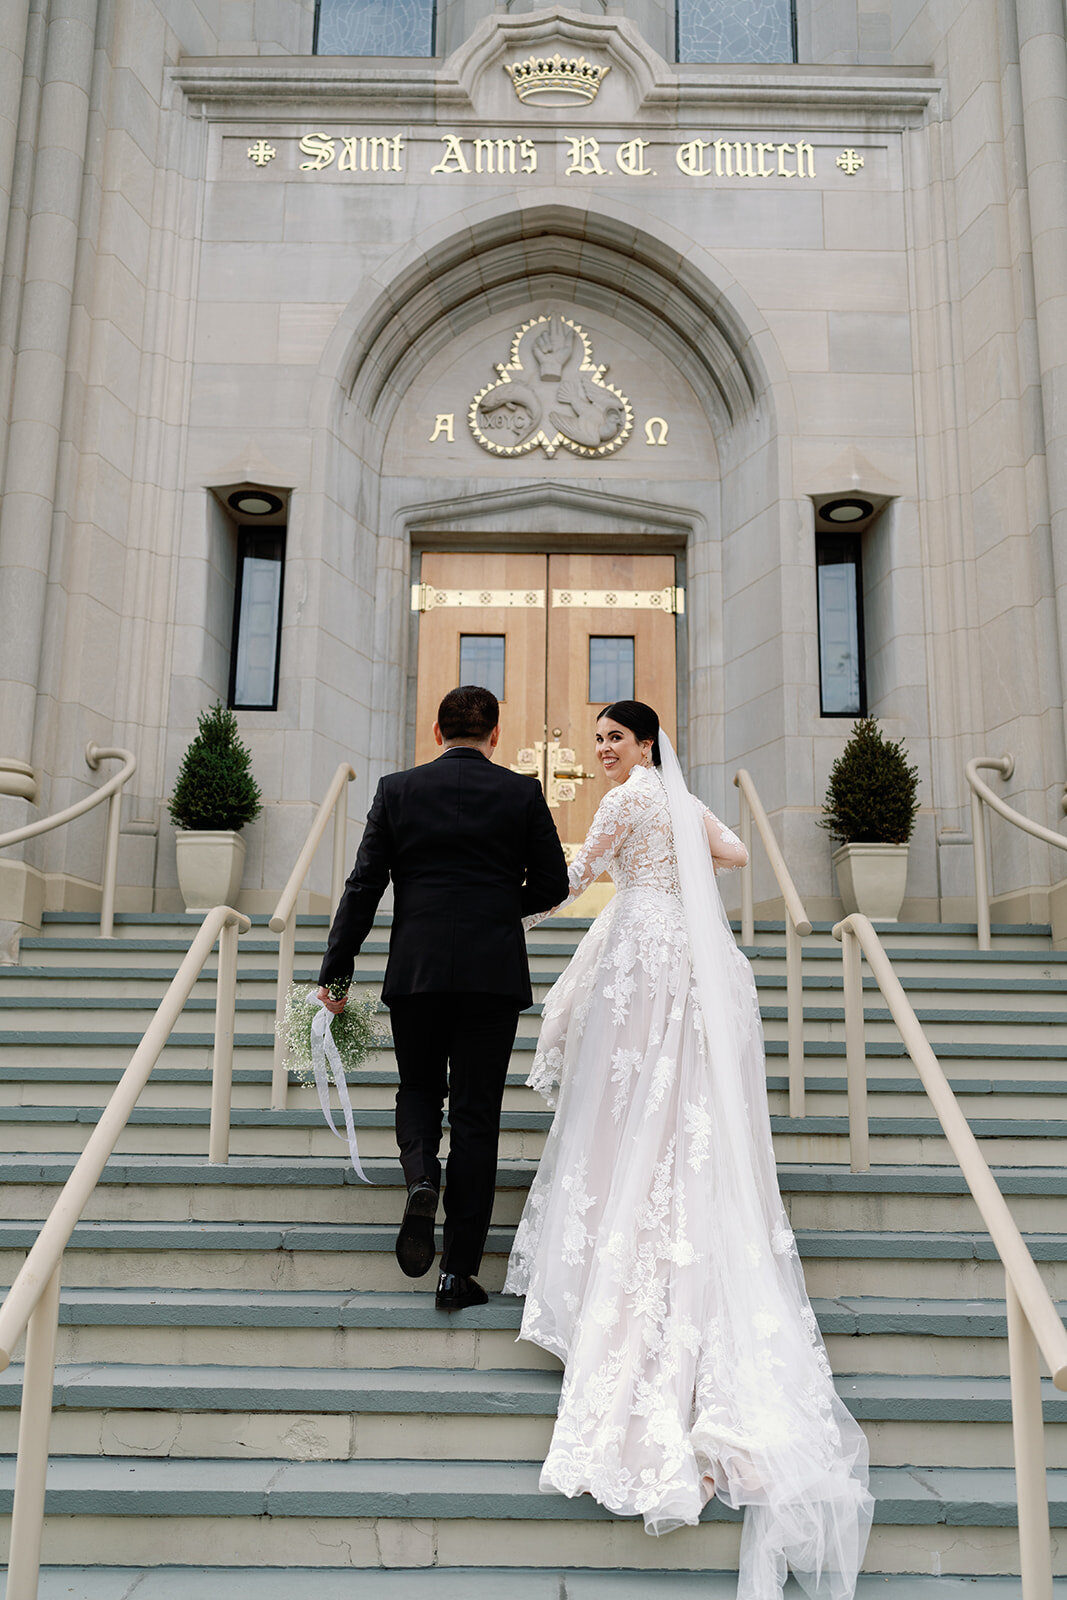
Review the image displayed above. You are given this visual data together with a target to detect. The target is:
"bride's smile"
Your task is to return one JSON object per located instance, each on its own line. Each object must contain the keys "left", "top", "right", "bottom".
{"left": 595, "top": 716, "right": 653, "bottom": 783}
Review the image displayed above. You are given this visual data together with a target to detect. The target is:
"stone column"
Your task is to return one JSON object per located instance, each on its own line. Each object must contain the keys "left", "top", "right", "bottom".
{"left": 0, "top": 0, "right": 32, "bottom": 275}
{"left": 0, "top": 0, "right": 98, "bottom": 779}
{"left": 1016, "top": 0, "right": 1067, "bottom": 754}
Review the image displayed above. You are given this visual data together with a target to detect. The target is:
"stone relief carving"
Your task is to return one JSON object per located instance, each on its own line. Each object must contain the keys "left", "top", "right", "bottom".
{"left": 468, "top": 315, "right": 633, "bottom": 458}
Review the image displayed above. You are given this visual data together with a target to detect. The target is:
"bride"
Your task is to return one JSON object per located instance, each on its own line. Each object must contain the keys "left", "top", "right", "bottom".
{"left": 504, "top": 701, "right": 873, "bottom": 1599}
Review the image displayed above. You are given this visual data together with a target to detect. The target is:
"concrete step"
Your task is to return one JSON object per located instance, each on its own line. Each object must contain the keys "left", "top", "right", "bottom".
{"left": 1, "top": 1154, "right": 1065, "bottom": 1237}
{"left": 1, "top": 1363, "right": 1062, "bottom": 1468}
{"left": 5, "top": 1066, "right": 1067, "bottom": 1133}
{"left": 39, "top": 1283, "right": 1066, "bottom": 1378}
{"left": 13, "top": 1569, "right": 1061, "bottom": 1600}
{"left": 0, "top": 1458, "right": 1059, "bottom": 1574}
{"left": 4, "top": 1218, "right": 1066, "bottom": 1297}
{"left": 5, "top": 963, "right": 1066, "bottom": 1016}
{"left": 36, "top": 911, "right": 1058, "bottom": 951}
{"left": 0, "top": 1098, "right": 1064, "bottom": 1164}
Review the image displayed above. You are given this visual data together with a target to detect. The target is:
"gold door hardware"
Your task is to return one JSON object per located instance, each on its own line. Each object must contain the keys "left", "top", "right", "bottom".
{"left": 546, "top": 740, "right": 595, "bottom": 807}
{"left": 411, "top": 584, "right": 546, "bottom": 612}
{"left": 550, "top": 585, "right": 684, "bottom": 614}
{"left": 510, "top": 741, "right": 546, "bottom": 784}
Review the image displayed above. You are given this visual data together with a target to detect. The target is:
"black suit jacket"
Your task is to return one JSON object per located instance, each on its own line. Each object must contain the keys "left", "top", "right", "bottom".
{"left": 318, "top": 747, "right": 570, "bottom": 1008}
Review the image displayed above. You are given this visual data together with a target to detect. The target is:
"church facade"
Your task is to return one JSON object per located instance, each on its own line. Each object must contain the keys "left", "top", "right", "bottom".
{"left": 1, "top": 0, "right": 1065, "bottom": 937}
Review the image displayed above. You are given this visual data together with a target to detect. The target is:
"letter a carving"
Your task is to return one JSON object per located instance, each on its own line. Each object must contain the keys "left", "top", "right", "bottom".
{"left": 429, "top": 414, "right": 455, "bottom": 443}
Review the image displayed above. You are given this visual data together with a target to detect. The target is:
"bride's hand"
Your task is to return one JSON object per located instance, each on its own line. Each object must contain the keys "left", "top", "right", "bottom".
{"left": 316, "top": 986, "right": 347, "bottom": 1015}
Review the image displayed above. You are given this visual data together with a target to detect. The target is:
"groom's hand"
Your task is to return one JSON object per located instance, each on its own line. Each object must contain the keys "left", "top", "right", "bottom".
{"left": 316, "top": 986, "right": 348, "bottom": 1015}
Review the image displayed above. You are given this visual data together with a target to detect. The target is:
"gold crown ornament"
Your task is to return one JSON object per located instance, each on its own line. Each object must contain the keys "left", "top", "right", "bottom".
{"left": 504, "top": 53, "right": 610, "bottom": 105}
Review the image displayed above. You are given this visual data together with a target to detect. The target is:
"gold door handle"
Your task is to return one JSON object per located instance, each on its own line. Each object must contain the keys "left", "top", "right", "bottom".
{"left": 546, "top": 740, "right": 593, "bottom": 806}
{"left": 510, "top": 741, "right": 545, "bottom": 783}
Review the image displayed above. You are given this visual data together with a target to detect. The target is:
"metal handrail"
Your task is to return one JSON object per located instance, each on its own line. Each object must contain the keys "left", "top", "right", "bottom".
{"left": 0, "top": 903, "right": 250, "bottom": 1599}
{"left": 0, "top": 743, "right": 136, "bottom": 938}
{"left": 833, "top": 910, "right": 1067, "bottom": 1598}
{"left": 965, "top": 754, "right": 1067, "bottom": 951}
{"left": 268, "top": 763, "right": 356, "bottom": 1109}
{"left": 733, "top": 769, "right": 813, "bottom": 1118}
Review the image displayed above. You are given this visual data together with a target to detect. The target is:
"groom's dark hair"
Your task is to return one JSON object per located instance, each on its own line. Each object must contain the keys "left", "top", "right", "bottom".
{"left": 437, "top": 685, "right": 500, "bottom": 742}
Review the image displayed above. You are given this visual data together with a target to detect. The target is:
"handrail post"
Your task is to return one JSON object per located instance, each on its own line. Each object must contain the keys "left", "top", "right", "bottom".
{"left": 272, "top": 915, "right": 296, "bottom": 1111}
{"left": 331, "top": 784, "right": 348, "bottom": 913}
{"left": 972, "top": 787, "right": 992, "bottom": 953}
{"left": 99, "top": 785, "right": 122, "bottom": 939}
{"left": 785, "top": 915, "right": 805, "bottom": 1119}
{"left": 1007, "top": 1273, "right": 1054, "bottom": 1600}
{"left": 209, "top": 915, "right": 240, "bottom": 1164}
{"left": 838, "top": 920, "right": 870, "bottom": 1173}
{"left": 738, "top": 787, "right": 754, "bottom": 946}
{"left": 6, "top": 1261, "right": 61, "bottom": 1600}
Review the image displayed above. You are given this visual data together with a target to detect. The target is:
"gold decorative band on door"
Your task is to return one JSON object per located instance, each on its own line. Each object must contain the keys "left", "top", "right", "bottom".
{"left": 413, "top": 552, "right": 680, "bottom": 915}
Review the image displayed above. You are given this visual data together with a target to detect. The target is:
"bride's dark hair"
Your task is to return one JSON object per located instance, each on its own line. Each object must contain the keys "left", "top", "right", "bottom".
{"left": 597, "top": 701, "right": 661, "bottom": 767}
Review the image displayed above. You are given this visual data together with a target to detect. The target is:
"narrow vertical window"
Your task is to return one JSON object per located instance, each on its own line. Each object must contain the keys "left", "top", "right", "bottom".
{"left": 816, "top": 533, "right": 866, "bottom": 717}
{"left": 315, "top": 0, "right": 436, "bottom": 55}
{"left": 459, "top": 634, "right": 505, "bottom": 700}
{"left": 230, "top": 526, "right": 285, "bottom": 711}
{"left": 677, "top": 0, "right": 796, "bottom": 63}
{"left": 589, "top": 636, "right": 635, "bottom": 704}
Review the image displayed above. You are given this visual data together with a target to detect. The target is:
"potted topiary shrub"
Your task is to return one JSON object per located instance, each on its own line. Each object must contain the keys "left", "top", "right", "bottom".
{"left": 820, "top": 717, "right": 920, "bottom": 922}
{"left": 168, "top": 703, "right": 262, "bottom": 912}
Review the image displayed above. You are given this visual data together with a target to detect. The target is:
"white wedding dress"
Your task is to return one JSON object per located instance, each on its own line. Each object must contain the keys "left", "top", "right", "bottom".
{"left": 504, "top": 749, "right": 873, "bottom": 1599}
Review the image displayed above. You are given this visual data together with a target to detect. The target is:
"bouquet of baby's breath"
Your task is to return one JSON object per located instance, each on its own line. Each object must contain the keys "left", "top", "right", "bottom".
{"left": 278, "top": 984, "right": 385, "bottom": 1086}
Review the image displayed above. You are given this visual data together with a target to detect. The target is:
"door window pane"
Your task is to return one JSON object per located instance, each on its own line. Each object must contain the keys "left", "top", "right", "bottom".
{"left": 231, "top": 528, "right": 285, "bottom": 710}
{"left": 816, "top": 534, "right": 865, "bottom": 717}
{"left": 677, "top": 0, "right": 795, "bottom": 63}
{"left": 459, "top": 635, "right": 505, "bottom": 700}
{"left": 589, "top": 636, "right": 635, "bottom": 704}
{"left": 315, "top": 0, "right": 435, "bottom": 55}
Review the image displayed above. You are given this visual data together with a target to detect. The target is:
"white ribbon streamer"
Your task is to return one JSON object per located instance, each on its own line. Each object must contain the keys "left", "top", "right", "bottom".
{"left": 307, "top": 989, "right": 373, "bottom": 1184}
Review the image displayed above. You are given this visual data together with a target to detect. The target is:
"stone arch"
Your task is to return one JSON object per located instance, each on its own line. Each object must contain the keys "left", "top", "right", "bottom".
{"left": 314, "top": 192, "right": 796, "bottom": 473}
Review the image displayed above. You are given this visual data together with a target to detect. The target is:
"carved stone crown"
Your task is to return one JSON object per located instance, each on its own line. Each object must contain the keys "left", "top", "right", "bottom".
{"left": 503, "top": 53, "right": 610, "bottom": 105}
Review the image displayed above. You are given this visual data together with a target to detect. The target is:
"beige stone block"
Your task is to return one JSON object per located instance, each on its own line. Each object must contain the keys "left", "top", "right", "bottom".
{"left": 955, "top": 206, "right": 1012, "bottom": 299}
{"left": 203, "top": 180, "right": 286, "bottom": 244}
{"left": 822, "top": 188, "right": 905, "bottom": 252}
{"left": 828, "top": 310, "right": 911, "bottom": 373}
{"left": 194, "top": 301, "right": 280, "bottom": 365}
{"left": 764, "top": 309, "right": 828, "bottom": 372}
{"left": 278, "top": 304, "right": 345, "bottom": 364}
{"left": 714, "top": 247, "right": 908, "bottom": 311}
{"left": 792, "top": 372, "right": 914, "bottom": 436}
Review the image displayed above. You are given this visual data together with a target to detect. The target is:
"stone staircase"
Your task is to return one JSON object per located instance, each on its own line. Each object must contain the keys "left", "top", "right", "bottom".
{"left": 0, "top": 909, "right": 1066, "bottom": 1597}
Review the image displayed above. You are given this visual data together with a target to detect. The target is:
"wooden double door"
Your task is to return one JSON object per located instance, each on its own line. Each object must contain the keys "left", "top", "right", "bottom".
{"left": 412, "top": 552, "right": 681, "bottom": 864}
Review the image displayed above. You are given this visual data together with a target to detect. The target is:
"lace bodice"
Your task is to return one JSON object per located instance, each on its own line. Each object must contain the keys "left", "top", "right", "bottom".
{"left": 548, "top": 765, "right": 746, "bottom": 914}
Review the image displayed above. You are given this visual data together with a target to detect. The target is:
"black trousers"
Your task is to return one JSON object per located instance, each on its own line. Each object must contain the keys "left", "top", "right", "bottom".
{"left": 388, "top": 991, "right": 521, "bottom": 1277}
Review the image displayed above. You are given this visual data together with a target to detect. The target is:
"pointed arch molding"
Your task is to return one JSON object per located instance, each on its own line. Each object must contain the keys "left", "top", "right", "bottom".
{"left": 320, "top": 198, "right": 789, "bottom": 459}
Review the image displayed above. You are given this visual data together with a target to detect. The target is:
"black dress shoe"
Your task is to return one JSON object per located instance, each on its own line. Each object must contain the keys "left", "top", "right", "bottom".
{"left": 435, "top": 1272, "right": 489, "bottom": 1311}
{"left": 395, "top": 1180, "right": 438, "bottom": 1278}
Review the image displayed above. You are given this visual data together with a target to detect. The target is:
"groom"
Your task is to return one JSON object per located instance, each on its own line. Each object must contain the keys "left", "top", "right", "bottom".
{"left": 317, "top": 685, "right": 569, "bottom": 1310}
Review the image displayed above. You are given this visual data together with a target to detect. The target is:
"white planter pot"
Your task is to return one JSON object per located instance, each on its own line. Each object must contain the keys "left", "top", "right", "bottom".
{"left": 175, "top": 830, "right": 246, "bottom": 913}
{"left": 833, "top": 841, "right": 909, "bottom": 923}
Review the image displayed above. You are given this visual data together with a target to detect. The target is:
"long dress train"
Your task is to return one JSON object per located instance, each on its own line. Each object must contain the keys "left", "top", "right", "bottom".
{"left": 504, "top": 754, "right": 872, "bottom": 1599}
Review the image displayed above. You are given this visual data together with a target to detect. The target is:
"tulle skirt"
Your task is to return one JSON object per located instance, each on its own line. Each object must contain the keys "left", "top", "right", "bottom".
{"left": 505, "top": 886, "right": 873, "bottom": 1599}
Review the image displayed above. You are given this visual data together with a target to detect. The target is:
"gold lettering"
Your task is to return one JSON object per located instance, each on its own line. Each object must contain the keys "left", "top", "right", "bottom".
{"left": 368, "top": 135, "right": 389, "bottom": 171}
{"left": 644, "top": 417, "right": 669, "bottom": 446}
{"left": 564, "top": 136, "right": 607, "bottom": 177}
{"left": 519, "top": 138, "right": 537, "bottom": 174}
{"left": 299, "top": 132, "right": 335, "bottom": 171}
{"left": 474, "top": 138, "right": 517, "bottom": 175}
{"left": 431, "top": 135, "right": 470, "bottom": 175}
{"left": 615, "top": 137, "right": 653, "bottom": 177}
{"left": 777, "top": 142, "right": 796, "bottom": 178}
{"left": 711, "top": 140, "right": 757, "bottom": 178}
{"left": 756, "top": 141, "right": 776, "bottom": 178}
{"left": 796, "top": 140, "right": 815, "bottom": 178}
{"left": 429, "top": 414, "right": 455, "bottom": 443}
{"left": 338, "top": 137, "right": 359, "bottom": 172}
{"left": 676, "top": 138, "right": 713, "bottom": 178}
